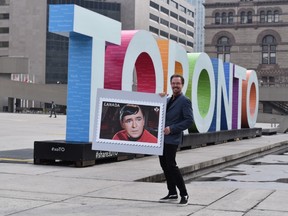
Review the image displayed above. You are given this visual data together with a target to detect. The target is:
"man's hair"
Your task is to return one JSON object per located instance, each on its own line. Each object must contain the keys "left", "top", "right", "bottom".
{"left": 119, "top": 104, "right": 144, "bottom": 122}
{"left": 170, "top": 74, "right": 184, "bottom": 84}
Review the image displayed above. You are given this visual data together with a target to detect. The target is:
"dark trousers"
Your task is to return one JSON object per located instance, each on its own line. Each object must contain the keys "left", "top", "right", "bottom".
{"left": 159, "top": 143, "right": 188, "bottom": 197}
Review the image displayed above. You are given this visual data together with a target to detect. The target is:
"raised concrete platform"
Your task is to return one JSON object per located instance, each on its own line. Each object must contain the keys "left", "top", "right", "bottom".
{"left": 262, "top": 127, "right": 278, "bottom": 135}
{"left": 33, "top": 128, "right": 263, "bottom": 167}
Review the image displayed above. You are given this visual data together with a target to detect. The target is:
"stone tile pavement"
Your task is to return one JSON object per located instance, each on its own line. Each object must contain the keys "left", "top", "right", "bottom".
{"left": 0, "top": 113, "right": 288, "bottom": 216}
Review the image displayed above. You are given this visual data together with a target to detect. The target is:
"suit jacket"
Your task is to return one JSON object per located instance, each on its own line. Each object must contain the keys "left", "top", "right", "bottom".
{"left": 165, "top": 93, "right": 193, "bottom": 145}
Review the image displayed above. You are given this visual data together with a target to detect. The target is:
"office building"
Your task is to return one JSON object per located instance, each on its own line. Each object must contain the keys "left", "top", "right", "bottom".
{"left": 187, "top": 0, "right": 205, "bottom": 52}
{"left": 0, "top": 0, "right": 120, "bottom": 110}
{"left": 106, "top": 0, "right": 195, "bottom": 52}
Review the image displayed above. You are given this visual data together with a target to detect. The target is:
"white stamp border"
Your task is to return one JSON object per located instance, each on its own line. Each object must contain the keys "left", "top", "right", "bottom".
{"left": 92, "top": 89, "right": 166, "bottom": 155}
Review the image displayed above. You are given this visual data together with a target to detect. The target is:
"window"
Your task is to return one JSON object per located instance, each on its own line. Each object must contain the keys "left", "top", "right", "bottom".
{"left": 187, "top": 20, "right": 194, "bottom": 27}
{"left": 150, "top": 1, "right": 159, "bottom": 10}
{"left": 170, "top": 11, "right": 178, "bottom": 19}
{"left": 170, "top": 34, "right": 177, "bottom": 41}
{"left": 240, "top": 11, "right": 246, "bottom": 24}
{"left": 0, "top": 27, "right": 9, "bottom": 33}
{"left": 160, "top": 30, "right": 168, "bottom": 38}
{"left": 274, "top": 10, "right": 279, "bottom": 22}
{"left": 170, "top": 22, "right": 178, "bottom": 31}
{"left": 217, "top": 37, "right": 230, "bottom": 62}
{"left": 179, "top": 38, "right": 186, "bottom": 45}
{"left": 0, "top": 13, "right": 9, "bottom": 19}
{"left": 179, "top": 16, "right": 186, "bottom": 23}
{"left": 247, "top": 11, "right": 253, "bottom": 23}
{"left": 228, "top": 12, "right": 233, "bottom": 24}
{"left": 179, "top": 26, "right": 186, "bottom": 34}
{"left": 222, "top": 12, "right": 227, "bottom": 24}
{"left": 187, "top": 30, "right": 193, "bottom": 38}
{"left": 215, "top": 12, "right": 220, "bottom": 24}
{"left": 0, "top": 0, "right": 9, "bottom": 5}
{"left": 0, "top": 41, "right": 8, "bottom": 47}
{"left": 261, "top": 76, "right": 268, "bottom": 84}
{"left": 149, "top": 26, "right": 159, "bottom": 35}
{"left": 187, "top": 41, "right": 193, "bottom": 48}
{"left": 160, "top": 18, "right": 169, "bottom": 27}
{"left": 262, "top": 35, "right": 276, "bottom": 64}
{"left": 260, "top": 11, "right": 265, "bottom": 23}
{"left": 149, "top": 13, "right": 159, "bottom": 23}
{"left": 268, "top": 76, "right": 275, "bottom": 85}
{"left": 160, "top": 6, "right": 169, "bottom": 15}
{"left": 267, "top": 10, "right": 273, "bottom": 22}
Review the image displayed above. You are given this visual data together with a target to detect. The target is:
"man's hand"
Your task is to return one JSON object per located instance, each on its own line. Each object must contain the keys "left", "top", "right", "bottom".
{"left": 164, "top": 126, "right": 171, "bottom": 135}
{"left": 159, "top": 92, "right": 168, "bottom": 97}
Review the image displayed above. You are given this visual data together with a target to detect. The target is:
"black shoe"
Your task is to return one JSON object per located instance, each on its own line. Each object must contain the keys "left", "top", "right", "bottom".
{"left": 178, "top": 195, "right": 189, "bottom": 206}
{"left": 159, "top": 194, "right": 178, "bottom": 203}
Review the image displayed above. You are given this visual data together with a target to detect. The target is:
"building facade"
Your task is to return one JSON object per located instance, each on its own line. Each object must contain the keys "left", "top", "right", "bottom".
{"left": 46, "top": 0, "right": 121, "bottom": 84}
{"left": 1, "top": 0, "right": 120, "bottom": 86}
{"left": 187, "top": 0, "right": 205, "bottom": 52}
{"left": 0, "top": 0, "right": 195, "bottom": 111}
{"left": 0, "top": 0, "right": 121, "bottom": 110}
{"left": 204, "top": 0, "right": 288, "bottom": 114}
{"left": 106, "top": 0, "right": 195, "bottom": 52}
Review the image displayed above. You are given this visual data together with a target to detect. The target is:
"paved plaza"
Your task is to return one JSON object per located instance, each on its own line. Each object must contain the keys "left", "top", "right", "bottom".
{"left": 0, "top": 113, "right": 288, "bottom": 216}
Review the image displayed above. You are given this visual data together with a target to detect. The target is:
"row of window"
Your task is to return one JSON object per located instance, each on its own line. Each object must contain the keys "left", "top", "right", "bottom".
{"left": 150, "top": 1, "right": 194, "bottom": 26}
{"left": 259, "top": 10, "right": 279, "bottom": 23}
{"left": 0, "top": 27, "right": 8, "bottom": 33}
{"left": 49, "top": 0, "right": 120, "bottom": 11}
{"left": 157, "top": 0, "right": 194, "bottom": 17}
{"left": 149, "top": 26, "right": 193, "bottom": 48}
{"left": 0, "top": 0, "right": 9, "bottom": 6}
{"left": 217, "top": 35, "right": 276, "bottom": 65}
{"left": 0, "top": 41, "right": 8, "bottom": 47}
{"left": 0, "top": 13, "right": 9, "bottom": 19}
{"left": 150, "top": 13, "right": 194, "bottom": 37}
{"left": 215, "top": 10, "right": 280, "bottom": 25}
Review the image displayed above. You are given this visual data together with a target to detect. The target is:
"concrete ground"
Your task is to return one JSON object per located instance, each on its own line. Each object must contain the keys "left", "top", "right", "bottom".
{"left": 0, "top": 113, "right": 288, "bottom": 216}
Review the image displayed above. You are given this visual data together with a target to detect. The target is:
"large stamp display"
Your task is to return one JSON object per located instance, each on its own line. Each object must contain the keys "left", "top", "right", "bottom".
{"left": 92, "top": 89, "right": 166, "bottom": 155}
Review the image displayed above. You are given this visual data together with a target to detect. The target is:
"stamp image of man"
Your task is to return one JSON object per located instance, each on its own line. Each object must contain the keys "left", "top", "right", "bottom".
{"left": 112, "top": 104, "right": 157, "bottom": 143}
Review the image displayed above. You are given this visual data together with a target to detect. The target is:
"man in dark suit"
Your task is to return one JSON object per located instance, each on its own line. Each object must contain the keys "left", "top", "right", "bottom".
{"left": 159, "top": 74, "right": 193, "bottom": 206}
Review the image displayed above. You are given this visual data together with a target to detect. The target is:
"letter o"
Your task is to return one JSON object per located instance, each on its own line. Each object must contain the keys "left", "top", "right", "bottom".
{"left": 187, "top": 53, "right": 215, "bottom": 133}
{"left": 242, "top": 70, "right": 259, "bottom": 128}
